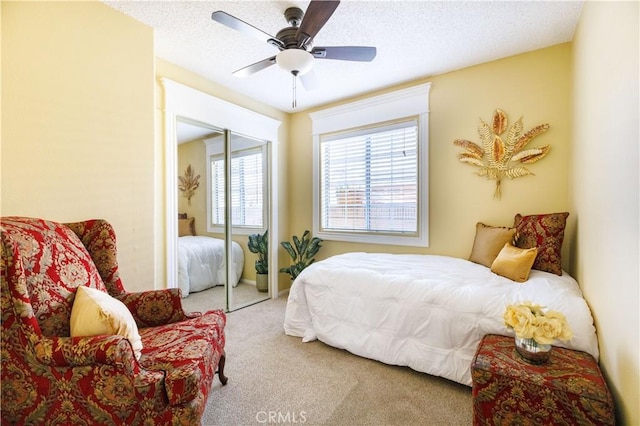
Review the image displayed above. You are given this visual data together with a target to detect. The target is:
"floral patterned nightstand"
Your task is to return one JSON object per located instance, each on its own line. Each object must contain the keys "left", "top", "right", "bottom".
{"left": 471, "top": 334, "right": 615, "bottom": 425}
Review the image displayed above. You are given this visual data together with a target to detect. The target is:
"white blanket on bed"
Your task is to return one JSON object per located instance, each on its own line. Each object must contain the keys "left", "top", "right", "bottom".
{"left": 178, "top": 236, "right": 244, "bottom": 297}
{"left": 284, "top": 252, "right": 599, "bottom": 386}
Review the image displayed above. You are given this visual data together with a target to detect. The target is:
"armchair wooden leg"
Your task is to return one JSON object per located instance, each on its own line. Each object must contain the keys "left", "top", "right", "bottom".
{"left": 217, "top": 352, "right": 228, "bottom": 385}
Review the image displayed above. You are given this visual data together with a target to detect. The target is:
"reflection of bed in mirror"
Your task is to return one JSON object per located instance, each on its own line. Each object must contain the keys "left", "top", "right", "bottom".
{"left": 177, "top": 217, "right": 244, "bottom": 298}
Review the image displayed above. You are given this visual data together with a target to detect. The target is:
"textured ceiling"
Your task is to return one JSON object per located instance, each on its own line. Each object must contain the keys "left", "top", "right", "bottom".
{"left": 104, "top": 1, "right": 583, "bottom": 113}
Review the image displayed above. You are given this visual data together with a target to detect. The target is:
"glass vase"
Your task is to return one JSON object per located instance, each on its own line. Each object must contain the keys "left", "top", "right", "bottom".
{"left": 515, "top": 336, "right": 552, "bottom": 365}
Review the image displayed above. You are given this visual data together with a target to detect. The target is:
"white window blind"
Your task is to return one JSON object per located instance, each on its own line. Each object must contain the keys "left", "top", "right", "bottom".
{"left": 320, "top": 120, "right": 418, "bottom": 235}
{"left": 211, "top": 147, "right": 264, "bottom": 228}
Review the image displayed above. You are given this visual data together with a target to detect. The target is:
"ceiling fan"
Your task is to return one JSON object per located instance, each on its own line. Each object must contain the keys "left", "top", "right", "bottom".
{"left": 211, "top": 0, "right": 377, "bottom": 107}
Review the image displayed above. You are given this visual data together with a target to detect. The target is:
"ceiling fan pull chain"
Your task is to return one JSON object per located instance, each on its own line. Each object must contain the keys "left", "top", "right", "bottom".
{"left": 292, "top": 71, "right": 298, "bottom": 109}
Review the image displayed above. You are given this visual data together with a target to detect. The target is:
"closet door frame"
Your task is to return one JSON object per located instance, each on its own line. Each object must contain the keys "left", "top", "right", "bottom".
{"left": 160, "top": 78, "right": 281, "bottom": 306}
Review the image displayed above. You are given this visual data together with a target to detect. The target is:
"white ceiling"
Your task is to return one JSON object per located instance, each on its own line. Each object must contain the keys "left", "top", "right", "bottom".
{"left": 176, "top": 120, "right": 222, "bottom": 144}
{"left": 104, "top": 1, "right": 583, "bottom": 113}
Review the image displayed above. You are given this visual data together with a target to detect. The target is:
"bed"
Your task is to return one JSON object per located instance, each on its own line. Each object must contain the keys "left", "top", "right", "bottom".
{"left": 177, "top": 236, "right": 244, "bottom": 298}
{"left": 283, "top": 252, "right": 599, "bottom": 386}
{"left": 284, "top": 253, "right": 598, "bottom": 385}
{"left": 176, "top": 216, "right": 245, "bottom": 297}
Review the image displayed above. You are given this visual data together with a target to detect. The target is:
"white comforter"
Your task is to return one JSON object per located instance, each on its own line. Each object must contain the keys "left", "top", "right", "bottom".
{"left": 178, "top": 236, "right": 244, "bottom": 297}
{"left": 284, "top": 252, "right": 599, "bottom": 386}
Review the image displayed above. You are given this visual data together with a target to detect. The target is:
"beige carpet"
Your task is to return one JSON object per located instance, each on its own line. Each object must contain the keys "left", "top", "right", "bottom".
{"left": 181, "top": 282, "right": 269, "bottom": 312}
{"left": 195, "top": 296, "right": 473, "bottom": 426}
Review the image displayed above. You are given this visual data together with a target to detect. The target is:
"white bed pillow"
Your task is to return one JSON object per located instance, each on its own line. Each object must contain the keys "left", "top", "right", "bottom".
{"left": 70, "top": 286, "right": 143, "bottom": 360}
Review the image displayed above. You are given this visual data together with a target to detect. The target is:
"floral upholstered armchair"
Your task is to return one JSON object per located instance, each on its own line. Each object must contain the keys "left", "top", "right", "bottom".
{"left": 1, "top": 217, "right": 227, "bottom": 425}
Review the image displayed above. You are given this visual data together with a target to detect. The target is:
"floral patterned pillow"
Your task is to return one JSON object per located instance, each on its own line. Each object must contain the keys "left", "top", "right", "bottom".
{"left": 513, "top": 212, "right": 569, "bottom": 276}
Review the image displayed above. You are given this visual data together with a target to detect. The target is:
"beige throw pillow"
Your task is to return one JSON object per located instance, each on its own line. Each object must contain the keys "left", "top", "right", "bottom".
{"left": 70, "top": 286, "right": 143, "bottom": 359}
{"left": 469, "top": 222, "right": 516, "bottom": 268}
{"left": 178, "top": 217, "right": 195, "bottom": 237}
{"left": 491, "top": 243, "right": 538, "bottom": 282}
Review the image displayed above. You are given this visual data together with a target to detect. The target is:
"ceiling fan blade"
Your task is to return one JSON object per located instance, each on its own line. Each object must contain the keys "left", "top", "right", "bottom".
{"left": 299, "top": 69, "right": 320, "bottom": 91}
{"left": 296, "top": 1, "right": 340, "bottom": 46}
{"left": 311, "top": 46, "right": 377, "bottom": 62}
{"left": 212, "top": 11, "right": 284, "bottom": 49}
{"left": 232, "top": 56, "right": 277, "bottom": 78}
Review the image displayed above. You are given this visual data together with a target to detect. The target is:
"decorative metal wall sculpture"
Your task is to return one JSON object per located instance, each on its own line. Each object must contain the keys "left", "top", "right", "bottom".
{"left": 178, "top": 164, "right": 200, "bottom": 205}
{"left": 454, "top": 109, "right": 550, "bottom": 198}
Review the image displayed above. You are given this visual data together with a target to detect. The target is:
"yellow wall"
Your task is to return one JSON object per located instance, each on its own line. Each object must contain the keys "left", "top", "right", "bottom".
{"left": 571, "top": 2, "right": 639, "bottom": 424}
{"left": 288, "top": 44, "right": 573, "bottom": 264}
{"left": 177, "top": 140, "right": 207, "bottom": 228}
{"left": 1, "top": 1, "right": 156, "bottom": 292}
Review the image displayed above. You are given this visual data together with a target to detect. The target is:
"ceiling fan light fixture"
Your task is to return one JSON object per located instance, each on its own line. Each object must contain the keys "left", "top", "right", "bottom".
{"left": 276, "top": 49, "right": 314, "bottom": 75}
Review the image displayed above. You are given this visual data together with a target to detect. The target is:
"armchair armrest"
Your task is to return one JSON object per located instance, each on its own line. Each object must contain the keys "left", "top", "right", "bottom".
{"left": 32, "top": 335, "right": 139, "bottom": 375}
{"left": 116, "top": 288, "right": 188, "bottom": 328}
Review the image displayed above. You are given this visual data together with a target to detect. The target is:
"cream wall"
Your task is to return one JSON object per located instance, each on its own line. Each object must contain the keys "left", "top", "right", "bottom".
{"left": 1, "top": 1, "right": 156, "bottom": 292}
{"left": 289, "top": 44, "right": 573, "bottom": 264}
{"left": 571, "top": 2, "right": 639, "bottom": 424}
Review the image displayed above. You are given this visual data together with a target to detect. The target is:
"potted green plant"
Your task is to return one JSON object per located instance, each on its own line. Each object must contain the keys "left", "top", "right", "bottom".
{"left": 280, "top": 230, "right": 323, "bottom": 281}
{"left": 248, "top": 229, "right": 268, "bottom": 292}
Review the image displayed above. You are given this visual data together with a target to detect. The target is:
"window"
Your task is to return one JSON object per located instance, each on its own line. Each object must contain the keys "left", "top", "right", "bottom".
{"left": 310, "top": 83, "right": 430, "bottom": 246}
{"left": 320, "top": 119, "right": 418, "bottom": 235}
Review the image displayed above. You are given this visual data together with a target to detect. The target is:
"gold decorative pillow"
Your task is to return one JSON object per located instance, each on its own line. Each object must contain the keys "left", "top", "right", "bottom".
{"left": 469, "top": 222, "right": 516, "bottom": 268}
{"left": 514, "top": 212, "right": 569, "bottom": 276}
{"left": 70, "top": 286, "right": 143, "bottom": 359}
{"left": 491, "top": 243, "right": 538, "bottom": 282}
{"left": 178, "top": 217, "right": 196, "bottom": 237}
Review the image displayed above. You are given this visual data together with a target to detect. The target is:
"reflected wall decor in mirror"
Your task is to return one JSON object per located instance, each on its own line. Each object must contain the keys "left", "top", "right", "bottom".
{"left": 161, "top": 78, "right": 281, "bottom": 312}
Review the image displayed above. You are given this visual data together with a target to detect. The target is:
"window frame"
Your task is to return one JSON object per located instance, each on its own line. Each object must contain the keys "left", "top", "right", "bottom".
{"left": 310, "top": 83, "right": 430, "bottom": 247}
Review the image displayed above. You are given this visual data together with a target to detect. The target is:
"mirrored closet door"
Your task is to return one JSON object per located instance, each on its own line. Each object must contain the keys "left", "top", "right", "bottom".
{"left": 163, "top": 78, "right": 280, "bottom": 313}
{"left": 176, "top": 121, "right": 272, "bottom": 312}
{"left": 227, "top": 130, "right": 271, "bottom": 310}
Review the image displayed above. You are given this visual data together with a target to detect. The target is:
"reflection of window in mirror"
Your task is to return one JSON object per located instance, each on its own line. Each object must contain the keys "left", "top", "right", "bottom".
{"left": 205, "top": 137, "right": 268, "bottom": 235}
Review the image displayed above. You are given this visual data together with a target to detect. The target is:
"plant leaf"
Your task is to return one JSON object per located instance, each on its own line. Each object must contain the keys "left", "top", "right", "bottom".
{"left": 512, "top": 145, "right": 551, "bottom": 163}
{"left": 492, "top": 109, "right": 508, "bottom": 135}
{"left": 513, "top": 123, "right": 550, "bottom": 152}
{"left": 505, "top": 167, "right": 534, "bottom": 179}
{"left": 280, "top": 241, "right": 296, "bottom": 261}
{"left": 492, "top": 135, "right": 506, "bottom": 163}
{"left": 458, "top": 152, "right": 482, "bottom": 161}
{"left": 305, "top": 238, "right": 322, "bottom": 260}
{"left": 459, "top": 156, "right": 484, "bottom": 167}
{"left": 279, "top": 266, "right": 291, "bottom": 274}
{"left": 478, "top": 119, "right": 493, "bottom": 153}
{"left": 299, "top": 238, "right": 310, "bottom": 260}
{"left": 453, "top": 139, "right": 484, "bottom": 157}
{"left": 506, "top": 116, "right": 524, "bottom": 147}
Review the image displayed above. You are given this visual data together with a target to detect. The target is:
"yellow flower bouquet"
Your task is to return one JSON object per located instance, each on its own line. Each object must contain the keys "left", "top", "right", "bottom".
{"left": 503, "top": 301, "right": 573, "bottom": 364}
